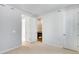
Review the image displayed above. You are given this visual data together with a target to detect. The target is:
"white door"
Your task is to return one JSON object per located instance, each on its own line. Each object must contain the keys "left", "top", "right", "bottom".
{"left": 22, "top": 15, "right": 31, "bottom": 42}
{"left": 25, "top": 16, "right": 31, "bottom": 42}
{"left": 64, "top": 9, "right": 76, "bottom": 50}
{"left": 30, "top": 18, "right": 37, "bottom": 42}
{"left": 74, "top": 10, "right": 79, "bottom": 51}
{"left": 22, "top": 15, "right": 37, "bottom": 43}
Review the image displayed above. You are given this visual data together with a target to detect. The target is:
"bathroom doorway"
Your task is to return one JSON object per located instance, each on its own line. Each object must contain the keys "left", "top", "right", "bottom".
{"left": 37, "top": 16, "right": 43, "bottom": 42}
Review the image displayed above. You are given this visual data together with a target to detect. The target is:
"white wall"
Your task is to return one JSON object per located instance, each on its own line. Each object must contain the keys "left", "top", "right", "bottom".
{"left": 0, "top": 5, "right": 22, "bottom": 53}
{"left": 43, "top": 10, "right": 65, "bottom": 47}
{"left": 63, "top": 6, "right": 79, "bottom": 51}
{"left": 0, "top": 5, "right": 37, "bottom": 53}
{"left": 43, "top": 5, "right": 79, "bottom": 51}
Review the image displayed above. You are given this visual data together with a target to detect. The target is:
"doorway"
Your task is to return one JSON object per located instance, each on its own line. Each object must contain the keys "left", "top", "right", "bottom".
{"left": 22, "top": 15, "right": 26, "bottom": 45}
{"left": 37, "top": 16, "right": 43, "bottom": 42}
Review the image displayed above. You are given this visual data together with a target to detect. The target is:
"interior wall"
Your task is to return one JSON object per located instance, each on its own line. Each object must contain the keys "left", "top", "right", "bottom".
{"left": 0, "top": 5, "right": 22, "bottom": 53}
{"left": 43, "top": 5, "right": 79, "bottom": 51}
{"left": 63, "top": 6, "right": 79, "bottom": 51}
{"left": 43, "top": 10, "right": 65, "bottom": 47}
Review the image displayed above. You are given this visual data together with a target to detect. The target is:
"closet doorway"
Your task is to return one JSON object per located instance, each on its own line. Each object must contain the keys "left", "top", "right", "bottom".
{"left": 37, "top": 16, "right": 43, "bottom": 42}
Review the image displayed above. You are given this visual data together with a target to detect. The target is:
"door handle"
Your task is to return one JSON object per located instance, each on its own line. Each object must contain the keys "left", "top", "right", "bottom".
{"left": 64, "top": 34, "right": 66, "bottom": 36}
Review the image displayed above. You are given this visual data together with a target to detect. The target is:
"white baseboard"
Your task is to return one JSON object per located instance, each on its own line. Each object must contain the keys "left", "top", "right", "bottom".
{"left": 64, "top": 48, "right": 79, "bottom": 52}
{"left": 0, "top": 45, "right": 21, "bottom": 54}
{"left": 25, "top": 41, "right": 36, "bottom": 43}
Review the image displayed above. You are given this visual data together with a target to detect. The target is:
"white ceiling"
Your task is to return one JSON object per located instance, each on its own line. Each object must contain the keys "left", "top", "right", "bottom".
{"left": 9, "top": 4, "right": 70, "bottom": 17}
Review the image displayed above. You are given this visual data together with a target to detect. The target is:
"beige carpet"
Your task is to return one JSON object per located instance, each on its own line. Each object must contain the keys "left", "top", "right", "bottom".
{"left": 5, "top": 42, "right": 79, "bottom": 54}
